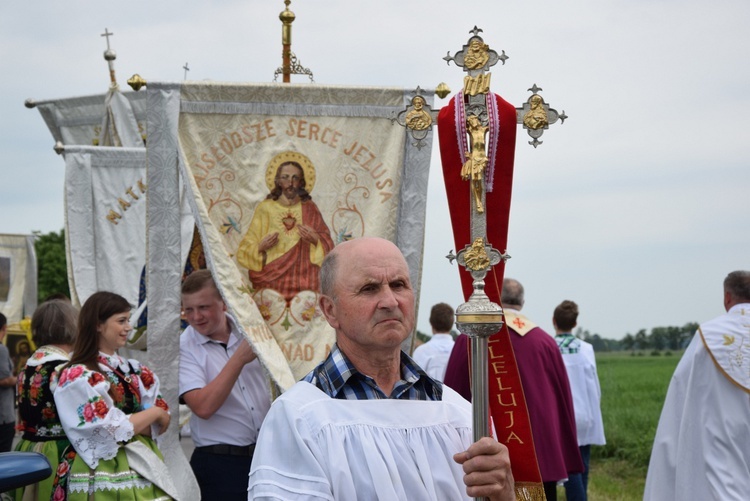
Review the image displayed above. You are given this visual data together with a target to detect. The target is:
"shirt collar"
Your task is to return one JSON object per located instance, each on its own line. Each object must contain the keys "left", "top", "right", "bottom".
{"left": 27, "top": 345, "right": 71, "bottom": 367}
{"left": 98, "top": 351, "right": 128, "bottom": 372}
{"left": 728, "top": 303, "right": 750, "bottom": 315}
{"left": 555, "top": 333, "right": 581, "bottom": 353}
{"left": 311, "top": 343, "right": 441, "bottom": 400}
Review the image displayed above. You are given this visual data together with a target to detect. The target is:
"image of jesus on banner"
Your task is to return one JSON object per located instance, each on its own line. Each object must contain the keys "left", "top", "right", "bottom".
{"left": 236, "top": 151, "right": 335, "bottom": 303}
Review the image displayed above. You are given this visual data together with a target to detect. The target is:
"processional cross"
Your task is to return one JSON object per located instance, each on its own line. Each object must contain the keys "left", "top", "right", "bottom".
{"left": 395, "top": 26, "right": 568, "bottom": 501}
{"left": 101, "top": 28, "right": 118, "bottom": 85}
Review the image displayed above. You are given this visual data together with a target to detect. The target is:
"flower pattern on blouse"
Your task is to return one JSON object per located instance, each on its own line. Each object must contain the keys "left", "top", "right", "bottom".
{"left": 76, "top": 397, "right": 110, "bottom": 426}
{"left": 52, "top": 353, "right": 170, "bottom": 470}
{"left": 57, "top": 365, "right": 85, "bottom": 388}
{"left": 140, "top": 366, "right": 155, "bottom": 389}
{"left": 16, "top": 346, "right": 70, "bottom": 439}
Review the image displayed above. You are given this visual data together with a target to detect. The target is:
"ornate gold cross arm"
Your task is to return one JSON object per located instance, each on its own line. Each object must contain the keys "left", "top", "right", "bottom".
{"left": 391, "top": 86, "right": 447, "bottom": 150}
{"left": 442, "top": 26, "right": 508, "bottom": 71}
{"left": 516, "top": 83, "right": 568, "bottom": 148}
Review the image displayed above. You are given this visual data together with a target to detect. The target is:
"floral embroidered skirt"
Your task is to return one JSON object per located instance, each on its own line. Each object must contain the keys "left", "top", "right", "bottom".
{"left": 12, "top": 437, "right": 70, "bottom": 501}
{"left": 51, "top": 436, "right": 173, "bottom": 501}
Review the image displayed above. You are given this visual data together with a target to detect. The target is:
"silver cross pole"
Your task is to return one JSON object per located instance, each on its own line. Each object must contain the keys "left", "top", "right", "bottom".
{"left": 442, "top": 27, "right": 508, "bottom": 451}
{"left": 395, "top": 25, "right": 568, "bottom": 501}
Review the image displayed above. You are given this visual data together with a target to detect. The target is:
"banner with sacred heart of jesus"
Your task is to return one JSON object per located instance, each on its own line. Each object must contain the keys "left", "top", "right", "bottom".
{"left": 145, "top": 82, "right": 433, "bottom": 390}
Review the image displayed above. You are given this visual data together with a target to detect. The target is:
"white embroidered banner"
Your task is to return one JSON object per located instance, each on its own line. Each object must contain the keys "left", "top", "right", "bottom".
{"left": 146, "top": 82, "right": 433, "bottom": 390}
{"left": 0, "top": 234, "right": 37, "bottom": 323}
{"left": 32, "top": 90, "right": 147, "bottom": 147}
{"left": 64, "top": 146, "right": 149, "bottom": 308}
{"left": 100, "top": 84, "right": 144, "bottom": 148}
{"left": 63, "top": 145, "right": 195, "bottom": 311}
{"left": 34, "top": 92, "right": 198, "bottom": 501}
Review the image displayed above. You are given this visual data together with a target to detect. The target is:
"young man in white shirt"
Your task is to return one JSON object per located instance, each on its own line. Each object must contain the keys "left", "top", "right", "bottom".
{"left": 412, "top": 302, "right": 455, "bottom": 381}
{"left": 179, "top": 270, "right": 271, "bottom": 501}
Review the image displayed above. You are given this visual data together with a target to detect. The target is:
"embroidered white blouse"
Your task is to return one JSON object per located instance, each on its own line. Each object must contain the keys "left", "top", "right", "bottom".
{"left": 53, "top": 352, "right": 165, "bottom": 469}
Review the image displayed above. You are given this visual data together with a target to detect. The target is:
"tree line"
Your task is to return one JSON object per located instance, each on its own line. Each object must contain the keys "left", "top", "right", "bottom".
{"left": 574, "top": 323, "right": 698, "bottom": 353}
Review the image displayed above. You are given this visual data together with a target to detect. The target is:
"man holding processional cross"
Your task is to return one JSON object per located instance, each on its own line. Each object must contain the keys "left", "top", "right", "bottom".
{"left": 248, "top": 26, "right": 526, "bottom": 501}
{"left": 249, "top": 25, "right": 574, "bottom": 501}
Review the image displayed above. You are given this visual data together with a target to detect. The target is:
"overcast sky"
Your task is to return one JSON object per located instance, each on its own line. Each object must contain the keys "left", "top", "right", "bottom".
{"left": 2, "top": 0, "right": 748, "bottom": 340}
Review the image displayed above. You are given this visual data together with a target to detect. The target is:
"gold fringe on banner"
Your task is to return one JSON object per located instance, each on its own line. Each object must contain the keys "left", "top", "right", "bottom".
{"left": 515, "top": 482, "right": 547, "bottom": 501}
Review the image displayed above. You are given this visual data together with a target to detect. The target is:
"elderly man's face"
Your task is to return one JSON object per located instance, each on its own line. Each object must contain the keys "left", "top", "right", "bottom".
{"left": 321, "top": 238, "right": 415, "bottom": 357}
{"left": 277, "top": 163, "right": 304, "bottom": 203}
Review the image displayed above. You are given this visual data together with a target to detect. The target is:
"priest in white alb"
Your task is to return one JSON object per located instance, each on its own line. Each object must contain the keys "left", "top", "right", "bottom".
{"left": 644, "top": 270, "right": 750, "bottom": 500}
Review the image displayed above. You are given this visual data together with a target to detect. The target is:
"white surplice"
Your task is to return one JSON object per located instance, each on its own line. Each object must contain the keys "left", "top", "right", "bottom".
{"left": 644, "top": 303, "right": 750, "bottom": 501}
{"left": 248, "top": 382, "right": 474, "bottom": 500}
{"left": 558, "top": 339, "right": 606, "bottom": 447}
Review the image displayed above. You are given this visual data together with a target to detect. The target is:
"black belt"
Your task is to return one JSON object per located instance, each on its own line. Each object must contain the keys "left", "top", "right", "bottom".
{"left": 194, "top": 444, "right": 256, "bottom": 457}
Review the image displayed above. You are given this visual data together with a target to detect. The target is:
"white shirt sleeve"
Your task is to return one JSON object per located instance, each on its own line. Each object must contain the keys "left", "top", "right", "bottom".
{"left": 179, "top": 329, "right": 208, "bottom": 397}
{"left": 53, "top": 364, "right": 134, "bottom": 469}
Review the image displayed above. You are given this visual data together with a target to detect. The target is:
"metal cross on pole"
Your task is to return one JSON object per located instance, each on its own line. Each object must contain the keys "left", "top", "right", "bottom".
{"left": 440, "top": 28, "right": 509, "bottom": 455}
{"left": 183, "top": 62, "right": 190, "bottom": 81}
{"left": 394, "top": 27, "right": 568, "bottom": 500}
{"left": 101, "top": 28, "right": 118, "bottom": 85}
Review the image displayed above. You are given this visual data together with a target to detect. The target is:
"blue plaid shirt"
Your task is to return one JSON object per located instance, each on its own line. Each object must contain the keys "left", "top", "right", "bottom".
{"left": 303, "top": 343, "right": 443, "bottom": 401}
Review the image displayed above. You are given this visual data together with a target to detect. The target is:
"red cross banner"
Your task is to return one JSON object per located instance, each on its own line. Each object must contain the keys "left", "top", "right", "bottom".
{"left": 438, "top": 91, "right": 545, "bottom": 495}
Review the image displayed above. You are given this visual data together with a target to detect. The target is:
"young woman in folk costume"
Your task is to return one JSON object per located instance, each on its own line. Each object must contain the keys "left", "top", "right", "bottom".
{"left": 13, "top": 299, "right": 78, "bottom": 501}
{"left": 51, "top": 291, "right": 177, "bottom": 500}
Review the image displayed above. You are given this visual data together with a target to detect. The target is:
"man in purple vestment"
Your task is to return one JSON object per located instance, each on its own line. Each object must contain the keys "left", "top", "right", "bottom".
{"left": 444, "top": 278, "right": 583, "bottom": 501}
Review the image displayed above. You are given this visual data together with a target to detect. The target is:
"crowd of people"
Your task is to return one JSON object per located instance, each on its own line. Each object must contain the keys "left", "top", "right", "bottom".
{"left": 4, "top": 239, "right": 747, "bottom": 500}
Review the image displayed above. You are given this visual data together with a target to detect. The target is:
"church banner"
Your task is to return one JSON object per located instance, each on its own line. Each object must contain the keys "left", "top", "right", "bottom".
{"left": 33, "top": 90, "right": 200, "bottom": 501}
{"left": 0, "top": 234, "right": 37, "bottom": 323}
{"left": 64, "top": 146, "right": 149, "bottom": 308}
{"left": 31, "top": 90, "right": 147, "bottom": 147}
{"left": 145, "top": 82, "right": 433, "bottom": 391}
{"left": 63, "top": 146, "right": 195, "bottom": 315}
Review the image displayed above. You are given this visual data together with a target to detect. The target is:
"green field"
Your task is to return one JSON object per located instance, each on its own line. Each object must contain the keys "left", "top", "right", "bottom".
{"left": 556, "top": 351, "right": 683, "bottom": 501}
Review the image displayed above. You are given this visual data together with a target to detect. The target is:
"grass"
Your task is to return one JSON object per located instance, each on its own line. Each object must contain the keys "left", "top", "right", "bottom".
{"left": 562, "top": 351, "right": 683, "bottom": 500}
